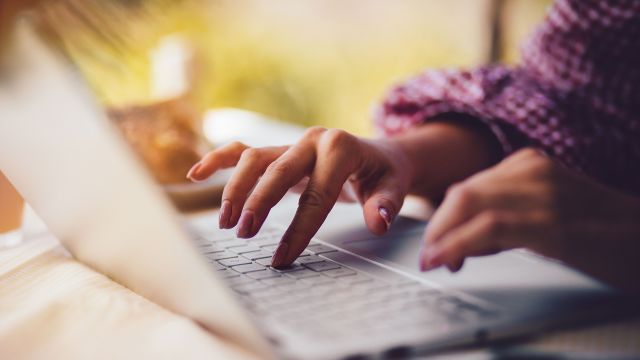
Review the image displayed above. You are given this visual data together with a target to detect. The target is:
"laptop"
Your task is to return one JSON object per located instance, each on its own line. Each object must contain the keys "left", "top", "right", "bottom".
{"left": 0, "top": 24, "right": 626, "bottom": 359}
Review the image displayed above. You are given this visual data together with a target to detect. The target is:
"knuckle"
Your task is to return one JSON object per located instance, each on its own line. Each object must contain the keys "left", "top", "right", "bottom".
{"left": 446, "top": 183, "right": 476, "bottom": 209}
{"left": 266, "top": 160, "right": 293, "bottom": 177}
{"left": 240, "top": 147, "right": 262, "bottom": 161}
{"left": 478, "top": 211, "right": 507, "bottom": 236}
{"left": 229, "top": 141, "right": 248, "bottom": 151}
{"left": 299, "top": 188, "right": 327, "bottom": 208}
{"left": 303, "top": 126, "right": 327, "bottom": 139}
{"left": 320, "top": 128, "right": 355, "bottom": 150}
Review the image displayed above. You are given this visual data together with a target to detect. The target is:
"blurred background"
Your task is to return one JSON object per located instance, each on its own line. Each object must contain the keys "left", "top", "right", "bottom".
{"left": 41, "top": 0, "right": 552, "bottom": 136}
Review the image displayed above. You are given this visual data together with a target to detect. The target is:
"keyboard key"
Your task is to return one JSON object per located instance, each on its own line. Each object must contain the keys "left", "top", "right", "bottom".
{"left": 272, "top": 263, "right": 305, "bottom": 273}
{"left": 232, "top": 282, "right": 268, "bottom": 293}
{"left": 322, "top": 267, "right": 357, "bottom": 278}
{"left": 229, "top": 245, "right": 261, "bottom": 254}
{"left": 297, "top": 255, "right": 324, "bottom": 265}
{"left": 242, "top": 250, "right": 274, "bottom": 260}
{"left": 255, "top": 258, "right": 274, "bottom": 266}
{"left": 208, "top": 251, "right": 237, "bottom": 261}
{"left": 231, "top": 263, "right": 267, "bottom": 273}
{"left": 226, "top": 275, "right": 254, "bottom": 285}
{"left": 201, "top": 244, "right": 225, "bottom": 254}
{"left": 261, "top": 276, "right": 296, "bottom": 286}
{"left": 246, "top": 269, "right": 281, "bottom": 280}
{"left": 301, "top": 275, "right": 335, "bottom": 286}
{"left": 218, "top": 239, "right": 248, "bottom": 248}
{"left": 305, "top": 261, "right": 341, "bottom": 272}
{"left": 218, "top": 257, "right": 251, "bottom": 267}
{"left": 306, "top": 243, "right": 338, "bottom": 254}
{"left": 285, "top": 269, "right": 321, "bottom": 279}
{"left": 338, "top": 273, "right": 372, "bottom": 284}
{"left": 217, "top": 269, "right": 241, "bottom": 279}
{"left": 209, "top": 262, "right": 226, "bottom": 271}
{"left": 248, "top": 287, "right": 283, "bottom": 298}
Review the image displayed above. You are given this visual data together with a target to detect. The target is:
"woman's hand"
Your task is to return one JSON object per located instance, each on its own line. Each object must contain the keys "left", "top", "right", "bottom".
{"left": 189, "top": 127, "right": 415, "bottom": 267}
{"left": 189, "top": 120, "right": 501, "bottom": 267}
{"left": 421, "top": 148, "right": 640, "bottom": 292}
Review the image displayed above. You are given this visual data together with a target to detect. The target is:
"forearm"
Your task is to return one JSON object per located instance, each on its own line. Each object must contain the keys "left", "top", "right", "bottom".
{"left": 385, "top": 116, "right": 502, "bottom": 201}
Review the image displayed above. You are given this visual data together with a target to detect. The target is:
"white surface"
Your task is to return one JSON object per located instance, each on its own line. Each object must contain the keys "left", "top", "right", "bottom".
{"left": 203, "top": 108, "right": 304, "bottom": 147}
{"left": 0, "top": 23, "right": 269, "bottom": 359}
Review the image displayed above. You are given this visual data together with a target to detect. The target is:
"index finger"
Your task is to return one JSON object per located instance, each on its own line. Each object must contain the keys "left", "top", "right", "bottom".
{"left": 272, "top": 130, "right": 361, "bottom": 266}
{"left": 187, "top": 141, "right": 249, "bottom": 181}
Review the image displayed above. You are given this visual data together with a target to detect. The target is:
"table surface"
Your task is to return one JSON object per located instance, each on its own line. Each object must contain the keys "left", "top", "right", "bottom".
{"left": 1, "top": 206, "right": 639, "bottom": 360}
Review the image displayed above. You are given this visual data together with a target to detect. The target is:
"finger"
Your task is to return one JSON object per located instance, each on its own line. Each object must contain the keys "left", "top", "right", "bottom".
{"left": 424, "top": 183, "right": 480, "bottom": 247}
{"left": 272, "top": 129, "right": 362, "bottom": 267}
{"left": 235, "top": 127, "right": 326, "bottom": 237}
{"left": 291, "top": 177, "right": 358, "bottom": 203}
{"left": 361, "top": 176, "right": 407, "bottom": 235}
{"left": 220, "top": 146, "right": 288, "bottom": 229}
{"left": 425, "top": 179, "right": 548, "bottom": 247}
{"left": 421, "top": 211, "right": 545, "bottom": 272}
{"left": 235, "top": 144, "right": 316, "bottom": 238}
{"left": 187, "top": 141, "right": 249, "bottom": 181}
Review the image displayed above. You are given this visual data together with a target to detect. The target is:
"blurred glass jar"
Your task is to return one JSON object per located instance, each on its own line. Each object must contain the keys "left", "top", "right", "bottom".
{"left": 0, "top": 171, "right": 24, "bottom": 248}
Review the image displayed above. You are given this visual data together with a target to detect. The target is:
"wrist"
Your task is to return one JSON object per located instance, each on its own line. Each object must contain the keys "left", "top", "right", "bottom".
{"left": 387, "top": 118, "right": 502, "bottom": 200}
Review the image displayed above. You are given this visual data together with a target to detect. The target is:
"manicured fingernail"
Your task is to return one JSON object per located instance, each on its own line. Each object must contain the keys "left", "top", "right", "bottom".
{"left": 419, "top": 247, "right": 428, "bottom": 271}
{"left": 236, "top": 210, "right": 255, "bottom": 238}
{"left": 186, "top": 162, "right": 202, "bottom": 181}
{"left": 421, "top": 246, "right": 444, "bottom": 271}
{"left": 219, "top": 200, "right": 232, "bottom": 229}
{"left": 271, "top": 242, "right": 289, "bottom": 267}
{"left": 379, "top": 207, "right": 392, "bottom": 230}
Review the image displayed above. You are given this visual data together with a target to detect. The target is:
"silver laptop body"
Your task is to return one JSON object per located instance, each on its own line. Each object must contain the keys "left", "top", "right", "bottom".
{"left": 0, "top": 24, "right": 623, "bottom": 360}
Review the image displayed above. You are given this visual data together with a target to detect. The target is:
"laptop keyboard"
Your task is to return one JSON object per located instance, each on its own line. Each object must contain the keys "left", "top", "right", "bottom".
{"left": 190, "top": 225, "right": 496, "bottom": 342}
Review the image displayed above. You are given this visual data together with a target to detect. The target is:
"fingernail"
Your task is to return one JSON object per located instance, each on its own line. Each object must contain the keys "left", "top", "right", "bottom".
{"left": 379, "top": 207, "right": 392, "bottom": 230}
{"left": 218, "top": 200, "right": 232, "bottom": 229}
{"left": 236, "top": 210, "right": 255, "bottom": 238}
{"left": 186, "top": 162, "right": 202, "bottom": 181}
{"left": 421, "top": 246, "right": 444, "bottom": 271}
{"left": 271, "top": 242, "right": 289, "bottom": 267}
{"left": 419, "top": 247, "right": 428, "bottom": 271}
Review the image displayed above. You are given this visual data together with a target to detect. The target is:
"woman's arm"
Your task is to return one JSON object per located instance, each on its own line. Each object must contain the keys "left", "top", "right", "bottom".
{"left": 386, "top": 115, "right": 502, "bottom": 201}
{"left": 422, "top": 148, "right": 640, "bottom": 293}
{"left": 376, "top": 0, "right": 640, "bottom": 197}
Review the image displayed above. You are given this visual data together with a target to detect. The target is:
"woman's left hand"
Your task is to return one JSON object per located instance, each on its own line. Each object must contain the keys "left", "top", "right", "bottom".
{"left": 420, "top": 148, "right": 640, "bottom": 292}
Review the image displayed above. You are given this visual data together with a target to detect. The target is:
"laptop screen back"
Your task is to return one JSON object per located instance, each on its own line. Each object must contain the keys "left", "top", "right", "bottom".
{"left": 0, "top": 22, "right": 269, "bottom": 358}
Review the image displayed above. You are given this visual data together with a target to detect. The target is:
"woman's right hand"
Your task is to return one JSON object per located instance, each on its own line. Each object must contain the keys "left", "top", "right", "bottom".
{"left": 188, "top": 127, "right": 415, "bottom": 267}
{"left": 189, "top": 119, "right": 501, "bottom": 267}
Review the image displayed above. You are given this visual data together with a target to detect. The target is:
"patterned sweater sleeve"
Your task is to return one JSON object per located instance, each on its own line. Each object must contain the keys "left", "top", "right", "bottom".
{"left": 375, "top": 0, "right": 640, "bottom": 195}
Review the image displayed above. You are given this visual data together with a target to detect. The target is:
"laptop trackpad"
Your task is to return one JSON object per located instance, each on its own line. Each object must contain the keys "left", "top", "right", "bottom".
{"left": 321, "top": 216, "right": 611, "bottom": 308}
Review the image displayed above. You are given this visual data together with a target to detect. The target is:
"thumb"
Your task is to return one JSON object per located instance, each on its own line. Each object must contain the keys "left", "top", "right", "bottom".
{"left": 361, "top": 178, "right": 406, "bottom": 235}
